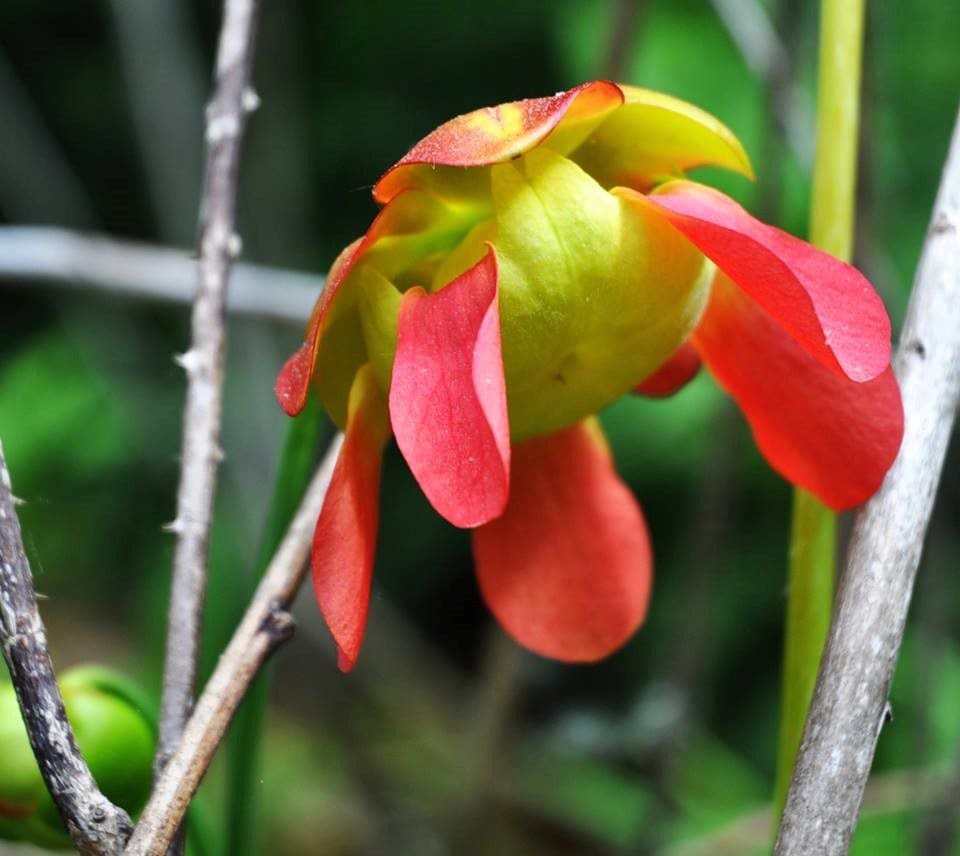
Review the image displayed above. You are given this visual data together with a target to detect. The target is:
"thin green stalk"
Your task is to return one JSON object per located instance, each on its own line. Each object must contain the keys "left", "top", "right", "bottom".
{"left": 775, "top": 489, "right": 837, "bottom": 810}
{"left": 774, "top": 0, "right": 865, "bottom": 818}
{"left": 808, "top": 0, "right": 866, "bottom": 264}
{"left": 186, "top": 792, "right": 217, "bottom": 856}
{"left": 223, "top": 395, "right": 327, "bottom": 856}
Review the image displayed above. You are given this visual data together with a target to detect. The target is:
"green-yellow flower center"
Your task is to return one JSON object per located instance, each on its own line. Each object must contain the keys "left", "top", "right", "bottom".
{"left": 323, "top": 148, "right": 712, "bottom": 440}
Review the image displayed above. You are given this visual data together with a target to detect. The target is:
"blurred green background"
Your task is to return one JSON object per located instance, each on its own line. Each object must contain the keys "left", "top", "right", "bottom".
{"left": 1, "top": 1, "right": 958, "bottom": 854}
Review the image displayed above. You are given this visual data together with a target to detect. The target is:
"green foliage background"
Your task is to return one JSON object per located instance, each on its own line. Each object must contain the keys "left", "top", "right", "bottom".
{"left": 0, "top": 1, "right": 958, "bottom": 853}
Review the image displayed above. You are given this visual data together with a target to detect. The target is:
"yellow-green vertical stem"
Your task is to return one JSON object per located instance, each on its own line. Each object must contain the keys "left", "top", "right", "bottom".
{"left": 775, "top": 489, "right": 837, "bottom": 810}
{"left": 774, "top": 0, "right": 865, "bottom": 817}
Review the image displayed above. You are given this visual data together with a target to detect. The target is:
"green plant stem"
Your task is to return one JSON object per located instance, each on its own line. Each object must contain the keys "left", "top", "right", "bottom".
{"left": 186, "top": 793, "right": 217, "bottom": 856}
{"left": 775, "top": 490, "right": 837, "bottom": 810}
{"left": 774, "top": 0, "right": 865, "bottom": 819}
{"left": 223, "top": 395, "right": 327, "bottom": 856}
{"left": 809, "top": 0, "right": 865, "bottom": 262}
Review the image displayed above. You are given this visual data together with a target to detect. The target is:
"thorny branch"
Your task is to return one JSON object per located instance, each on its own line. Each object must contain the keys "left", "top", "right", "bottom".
{"left": 0, "top": 440, "right": 132, "bottom": 855}
{"left": 156, "top": 0, "right": 261, "bottom": 816}
{"left": 775, "top": 105, "right": 960, "bottom": 854}
{"left": 124, "top": 435, "right": 342, "bottom": 856}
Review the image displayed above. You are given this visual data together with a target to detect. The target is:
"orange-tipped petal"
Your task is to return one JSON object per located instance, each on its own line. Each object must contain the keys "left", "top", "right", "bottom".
{"left": 572, "top": 85, "right": 753, "bottom": 189}
{"left": 276, "top": 238, "right": 364, "bottom": 417}
{"left": 473, "top": 421, "right": 652, "bottom": 662}
{"left": 641, "top": 180, "right": 892, "bottom": 382}
{"left": 312, "top": 365, "right": 391, "bottom": 671}
{"left": 373, "top": 81, "right": 624, "bottom": 204}
{"left": 389, "top": 247, "right": 509, "bottom": 528}
{"left": 693, "top": 274, "right": 903, "bottom": 510}
{"left": 635, "top": 341, "right": 702, "bottom": 397}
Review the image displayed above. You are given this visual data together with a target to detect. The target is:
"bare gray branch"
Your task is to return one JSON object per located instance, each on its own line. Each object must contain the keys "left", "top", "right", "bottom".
{"left": 775, "top": 104, "right": 960, "bottom": 854}
{"left": 156, "top": 0, "right": 262, "bottom": 848}
{"left": 0, "top": 441, "right": 132, "bottom": 855}
{"left": 0, "top": 226, "right": 319, "bottom": 324}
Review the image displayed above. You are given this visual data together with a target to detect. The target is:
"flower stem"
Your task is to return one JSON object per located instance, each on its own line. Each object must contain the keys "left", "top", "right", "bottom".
{"left": 775, "top": 489, "right": 837, "bottom": 811}
{"left": 808, "top": 0, "right": 866, "bottom": 263}
{"left": 223, "top": 394, "right": 327, "bottom": 856}
{"left": 774, "top": 0, "right": 865, "bottom": 819}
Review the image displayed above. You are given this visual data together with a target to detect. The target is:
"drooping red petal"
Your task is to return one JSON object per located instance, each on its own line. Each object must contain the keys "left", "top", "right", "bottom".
{"left": 374, "top": 81, "right": 624, "bottom": 204}
{"left": 635, "top": 341, "right": 702, "bottom": 397}
{"left": 472, "top": 421, "right": 652, "bottom": 662}
{"left": 389, "top": 247, "right": 509, "bottom": 528}
{"left": 693, "top": 273, "right": 903, "bottom": 510}
{"left": 639, "top": 180, "right": 892, "bottom": 382}
{"left": 312, "top": 365, "right": 391, "bottom": 672}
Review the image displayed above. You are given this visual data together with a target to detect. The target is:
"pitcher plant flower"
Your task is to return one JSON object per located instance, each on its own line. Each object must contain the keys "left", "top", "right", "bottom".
{"left": 276, "top": 81, "right": 903, "bottom": 669}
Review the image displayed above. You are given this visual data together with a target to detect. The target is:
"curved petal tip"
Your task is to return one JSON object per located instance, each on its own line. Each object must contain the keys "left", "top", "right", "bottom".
{"left": 374, "top": 81, "right": 624, "bottom": 204}
{"left": 275, "top": 343, "right": 313, "bottom": 416}
{"left": 645, "top": 181, "right": 892, "bottom": 383}
{"left": 312, "top": 366, "right": 391, "bottom": 670}
{"left": 275, "top": 238, "right": 366, "bottom": 418}
{"left": 635, "top": 341, "right": 702, "bottom": 397}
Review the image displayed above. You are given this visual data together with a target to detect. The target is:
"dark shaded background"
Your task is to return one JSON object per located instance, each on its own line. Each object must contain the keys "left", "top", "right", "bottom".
{"left": 1, "top": 1, "right": 958, "bottom": 853}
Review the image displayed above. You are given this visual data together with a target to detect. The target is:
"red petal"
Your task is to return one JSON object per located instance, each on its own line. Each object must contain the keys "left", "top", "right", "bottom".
{"left": 472, "top": 421, "right": 652, "bottom": 662}
{"left": 389, "top": 247, "right": 509, "bottom": 528}
{"left": 635, "top": 341, "right": 702, "bottom": 397}
{"left": 693, "top": 274, "right": 903, "bottom": 510}
{"left": 276, "top": 238, "right": 364, "bottom": 416}
{"left": 311, "top": 365, "right": 391, "bottom": 671}
{"left": 374, "top": 81, "right": 624, "bottom": 204}
{"left": 642, "top": 181, "right": 892, "bottom": 382}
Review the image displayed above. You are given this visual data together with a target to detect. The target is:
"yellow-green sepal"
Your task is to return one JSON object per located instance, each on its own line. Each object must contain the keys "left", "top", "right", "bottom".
{"left": 570, "top": 85, "right": 754, "bottom": 190}
{"left": 356, "top": 265, "right": 402, "bottom": 394}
